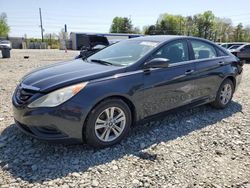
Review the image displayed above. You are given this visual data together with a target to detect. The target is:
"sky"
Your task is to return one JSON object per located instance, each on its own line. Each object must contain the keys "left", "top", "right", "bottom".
{"left": 1, "top": 0, "right": 250, "bottom": 38}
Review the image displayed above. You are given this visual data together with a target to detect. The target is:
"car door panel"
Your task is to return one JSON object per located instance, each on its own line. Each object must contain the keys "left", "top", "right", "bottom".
{"left": 188, "top": 39, "right": 226, "bottom": 101}
{"left": 193, "top": 57, "right": 226, "bottom": 99}
{"left": 142, "top": 63, "right": 195, "bottom": 118}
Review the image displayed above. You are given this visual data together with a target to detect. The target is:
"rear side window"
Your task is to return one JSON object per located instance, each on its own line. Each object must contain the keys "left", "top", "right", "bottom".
{"left": 242, "top": 45, "right": 250, "bottom": 52}
{"left": 190, "top": 40, "right": 217, "bottom": 60}
{"left": 152, "top": 40, "right": 189, "bottom": 64}
{"left": 217, "top": 48, "right": 229, "bottom": 57}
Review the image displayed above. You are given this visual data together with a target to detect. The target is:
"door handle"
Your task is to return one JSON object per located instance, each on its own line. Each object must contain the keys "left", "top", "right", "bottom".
{"left": 218, "top": 61, "right": 225, "bottom": 66}
{"left": 185, "top": 69, "right": 194, "bottom": 75}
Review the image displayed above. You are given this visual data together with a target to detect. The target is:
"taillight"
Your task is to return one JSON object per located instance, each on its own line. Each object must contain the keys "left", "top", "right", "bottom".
{"left": 235, "top": 59, "right": 244, "bottom": 74}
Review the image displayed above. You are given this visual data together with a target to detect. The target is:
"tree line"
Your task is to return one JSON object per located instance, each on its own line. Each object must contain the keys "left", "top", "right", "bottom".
{"left": 110, "top": 11, "right": 250, "bottom": 42}
{"left": 1, "top": 11, "right": 250, "bottom": 43}
{"left": 0, "top": 13, "right": 10, "bottom": 37}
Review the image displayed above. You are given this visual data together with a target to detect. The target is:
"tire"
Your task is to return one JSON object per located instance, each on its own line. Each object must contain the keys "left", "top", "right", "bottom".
{"left": 84, "top": 98, "right": 132, "bottom": 148}
{"left": 211, "top": 79, "right": 234, "bottom": 109}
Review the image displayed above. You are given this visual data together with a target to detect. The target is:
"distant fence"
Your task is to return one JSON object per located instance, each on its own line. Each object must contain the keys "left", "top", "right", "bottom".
{"left": 0, "top": 37, "right": 53, "bottom": 49}
{"left": 27, "top": 42, "right": 48, "bottom": 49}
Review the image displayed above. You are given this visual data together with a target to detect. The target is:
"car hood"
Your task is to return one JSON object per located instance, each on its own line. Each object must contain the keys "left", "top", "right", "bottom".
{"left": 21, "top": 59, "right": 125, "bottom": 92}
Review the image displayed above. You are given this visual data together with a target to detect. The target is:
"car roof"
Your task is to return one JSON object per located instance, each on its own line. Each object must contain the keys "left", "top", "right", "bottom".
{"left": 129, "top": 35, "right": 217, "bottom": 44}
{"left": 221, "top": 42, "right": 247, "bottom": 45}
{"left": 238, "top": 43, "right": 250, "bottom": 49}
{"left": 130, "top": 35, "right": 185, "bottom": 42}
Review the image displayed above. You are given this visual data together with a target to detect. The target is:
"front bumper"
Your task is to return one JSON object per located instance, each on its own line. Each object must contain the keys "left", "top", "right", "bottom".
{"left": 12, "top": 93, "right": 87, "bottom": 143}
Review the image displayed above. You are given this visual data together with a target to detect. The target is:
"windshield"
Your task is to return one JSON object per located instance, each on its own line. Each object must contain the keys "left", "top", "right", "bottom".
{"left": 87, "top": 40, "right": 159, "bottom": 66}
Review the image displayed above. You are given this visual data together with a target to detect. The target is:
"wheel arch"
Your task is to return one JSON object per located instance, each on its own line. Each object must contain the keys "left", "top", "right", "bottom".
{"left": 224, "top": 75, "right": 236, "bottom": 91}
{"left": 82, "top": 94, "right": 137, "bottom": 141}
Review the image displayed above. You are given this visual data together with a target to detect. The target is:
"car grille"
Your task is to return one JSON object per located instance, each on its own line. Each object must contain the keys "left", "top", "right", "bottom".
{"left": 15, "top": 84, "right": 39, "bottom": 104}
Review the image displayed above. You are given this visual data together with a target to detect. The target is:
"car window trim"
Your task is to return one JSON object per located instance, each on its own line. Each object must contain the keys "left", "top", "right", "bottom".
{"left": 111, "top": 55, "right": 231, "bottom": 78}
{"left": 143, "top": 55, "right": 230, "bottom": 71}
{"left": 150, "top": 39, "right": 190, "bottom": 64}
{"left": 188, "top": 39, "right": 218, "bottom": 60}
{"left": 168, "top": 55, "right": 230, "bottom": 67}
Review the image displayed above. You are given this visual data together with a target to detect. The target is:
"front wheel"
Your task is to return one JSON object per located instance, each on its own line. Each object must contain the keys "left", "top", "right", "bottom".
{"left": 84, "top": 99, "right": 132, "bottom": 148}
{"left": 211, "top": 79, "right": 234, "bottom": 109}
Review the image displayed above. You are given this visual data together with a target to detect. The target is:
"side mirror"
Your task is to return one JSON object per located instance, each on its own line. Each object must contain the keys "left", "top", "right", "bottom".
{"left": 144, "top": 58, "right": 170, "bottom": 69}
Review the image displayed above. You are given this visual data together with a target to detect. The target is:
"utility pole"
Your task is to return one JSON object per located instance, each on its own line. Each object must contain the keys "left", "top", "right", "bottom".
{"left": 39, "top": 8, "right": 44, "bottom": 42}
{"left": 179, "top": 17, "right": 182, "bottom": 35}
{"left": 64, "top": 24, "right": 68, "bottom": 52}
{"left": 64, "top": 24, "right": 67, "bottom": 33}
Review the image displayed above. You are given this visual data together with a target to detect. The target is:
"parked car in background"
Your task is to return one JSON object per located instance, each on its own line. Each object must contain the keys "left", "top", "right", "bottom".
{"left": 75, "top": 44, "right": 108, "bottom": 59}
{"left": 220, "top": 42, "right": 246, "bottom": 49}
{"left": 12, "top": 36, "right": 243, "bottom": 148}
{"left": 228, "top": 44, "right": 242, "bottom": 50}
{"left": 0, "top": 40, "right": 12, "bottom": 49}
{"left": 230, "top": 43, "right": 250, "bottom": 62}
{"left": 75, "top": 35, "right": 110, "bottom": 59}
{"left": 71, "top": 33, "right": 110, "bottom": 50}
{"left": 75, "top": 38, "right": 122, "bottom": 59}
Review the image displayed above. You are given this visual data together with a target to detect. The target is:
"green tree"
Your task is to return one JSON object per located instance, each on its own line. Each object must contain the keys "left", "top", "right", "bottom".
{"left": 243, "top": 25, "right": 250, "bottom": 42}
{"left": 157, "top": 13, "right": 183, "bottom": 35}
{"left": 192, "top": 11, "right": 215, "bottom": 39}
{"left": 144, "top": 25, "right": 157, "bottom": 35}
{"left": 0, "top": 12, "right": 10, "bottom": 37}
{"left": 142, "top": 10, "right": 250, "bottom": 42}
{"left": 185, "top": 16, "right": 194, "bottom": 36}
{"left": 234, "top": 23, "right": 244, "bottom": 42}
{"left": 110, "top": 17, "right": 133, "bottom": 33}
{"left": 202, "top": 11, "right": 215, "bottom": 39}
{"left": 214, "top": 18, "right": 233, "bottom": 42}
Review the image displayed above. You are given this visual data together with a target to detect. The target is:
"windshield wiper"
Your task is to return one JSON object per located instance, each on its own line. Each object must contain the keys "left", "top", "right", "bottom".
{"left": 90, "top": 59, "right": 114, "bottom": 66}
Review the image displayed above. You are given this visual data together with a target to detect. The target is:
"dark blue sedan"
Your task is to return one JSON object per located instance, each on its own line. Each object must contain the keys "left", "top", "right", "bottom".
{"left": 12, "top": 36, "right": 243, "bottom": 148}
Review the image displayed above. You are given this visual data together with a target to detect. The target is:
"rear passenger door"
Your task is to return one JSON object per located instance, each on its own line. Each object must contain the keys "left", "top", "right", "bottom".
{"left": 189, "top": 39, "right": 227, "bottom": 101}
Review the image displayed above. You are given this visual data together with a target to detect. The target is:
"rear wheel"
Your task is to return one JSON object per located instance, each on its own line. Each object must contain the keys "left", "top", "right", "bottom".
{"left": 211, "top": 79, "right": 234, "bottom": 109}
{"left": 85, "top": 99, "right": 132, "bottom": 148}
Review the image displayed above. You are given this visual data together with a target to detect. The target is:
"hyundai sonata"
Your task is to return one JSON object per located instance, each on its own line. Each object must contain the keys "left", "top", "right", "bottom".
{"left": 12, "top": 36, "right": 243, "bottom": 148}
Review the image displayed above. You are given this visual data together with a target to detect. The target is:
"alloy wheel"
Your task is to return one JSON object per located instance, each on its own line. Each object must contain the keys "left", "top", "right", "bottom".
{"left": 220, "top": 83, "right": 232, "bottom": 105}
{"left": 94, "top": 107, "right": 126, "bottom": 142}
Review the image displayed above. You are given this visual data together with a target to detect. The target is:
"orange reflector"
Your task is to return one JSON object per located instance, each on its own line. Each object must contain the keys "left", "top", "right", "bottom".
{"left": 72, "top": 83, "right": 86, "bottom": 95}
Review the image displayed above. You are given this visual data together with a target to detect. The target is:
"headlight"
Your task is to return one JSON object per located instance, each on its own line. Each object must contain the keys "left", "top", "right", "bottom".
{"left": 28, "top": 82, "right": 88, "bottom": 108}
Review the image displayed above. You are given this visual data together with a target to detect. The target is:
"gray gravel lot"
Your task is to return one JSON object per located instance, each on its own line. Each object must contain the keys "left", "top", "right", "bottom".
{"left": 0, "top": 49, "right": 249, "bottom": 188}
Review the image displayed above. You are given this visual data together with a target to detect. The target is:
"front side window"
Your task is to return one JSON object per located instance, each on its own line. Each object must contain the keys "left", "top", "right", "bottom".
{"left": 190, "top": 40, "right": 217, "bottom": 60}
{"left": 87, "top": 40, "right": 159, "bottom": 66}
{"left": 152, "top": 40, "right": 189, "bottom": 64}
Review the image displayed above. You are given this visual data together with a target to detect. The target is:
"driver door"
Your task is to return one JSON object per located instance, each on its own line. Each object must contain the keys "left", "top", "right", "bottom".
{"left": 142, "top": 39, "right": 196, "bottom": 118}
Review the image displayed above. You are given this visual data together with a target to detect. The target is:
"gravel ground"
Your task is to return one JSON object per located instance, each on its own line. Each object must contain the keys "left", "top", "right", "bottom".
{"left": 0, "top": 49, "right": 249, "bottom": 188}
